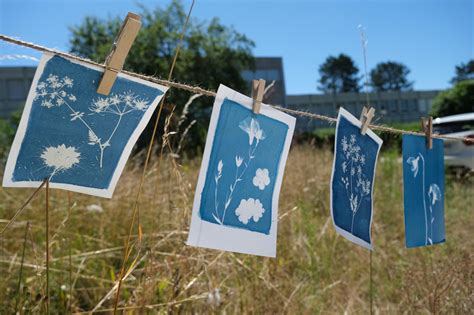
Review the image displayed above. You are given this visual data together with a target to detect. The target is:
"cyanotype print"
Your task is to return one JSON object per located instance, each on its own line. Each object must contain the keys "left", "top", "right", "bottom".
{"left": 403, "top": 134, "right": 445, "bottom": 248}
{"left": 187, "top": 85, "right": 295, "bottom": 257}
{"left": 3, "top": 53, "right": 168, "bottom": 198}
{"left": 330, "top": 108, "right": 382, "bottom": 250}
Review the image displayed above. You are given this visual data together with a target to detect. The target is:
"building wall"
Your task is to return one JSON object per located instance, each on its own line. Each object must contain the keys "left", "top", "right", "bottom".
{"left": 0, "top": 61, "right": 441, "bottom": 134}
{"left": 286, "top": 90, "right": 440, "bottom": 133}
{"left": 0, "top": 67, "right": 36, "bottom": 118}
{"left": 0, "top": 57, "right": 287, "bottom": 119}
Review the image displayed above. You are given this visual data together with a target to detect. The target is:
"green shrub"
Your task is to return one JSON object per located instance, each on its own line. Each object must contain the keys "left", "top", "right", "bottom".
{"left": 430, "top": 80, "right": 474, "bottom": 117}
{"left": 0, "top": 110, "right": 22, "bottom": 163}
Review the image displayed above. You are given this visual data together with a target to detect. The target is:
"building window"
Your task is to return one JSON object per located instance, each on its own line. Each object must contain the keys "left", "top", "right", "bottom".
{"left": 389, "top": 100, "right": 398, "bottom": 112}
{"left": 401, "top": 100, "right": 409, "bottom": 112}
{"left": 418, "top": 99, "right": 427, "bottom": 113}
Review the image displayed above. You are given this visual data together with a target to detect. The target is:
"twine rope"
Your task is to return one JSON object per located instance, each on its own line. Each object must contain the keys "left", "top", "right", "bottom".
{"left": 0, "top": 33, "right": 472, "bottom": 144}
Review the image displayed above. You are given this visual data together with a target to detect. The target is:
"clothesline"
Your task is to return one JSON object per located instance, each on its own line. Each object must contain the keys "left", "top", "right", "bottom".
{"left": 1, "top": 33, "right": 472, "bottom": 144}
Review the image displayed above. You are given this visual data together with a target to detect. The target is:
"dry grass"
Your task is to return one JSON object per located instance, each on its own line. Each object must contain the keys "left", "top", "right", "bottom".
{"left": 0, "top": 145, "right": 472, "bottom": 314}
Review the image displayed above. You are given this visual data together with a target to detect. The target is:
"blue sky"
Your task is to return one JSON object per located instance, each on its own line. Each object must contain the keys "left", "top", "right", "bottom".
{"left": 0, "top": 0, "right": 472, "bottom": 94}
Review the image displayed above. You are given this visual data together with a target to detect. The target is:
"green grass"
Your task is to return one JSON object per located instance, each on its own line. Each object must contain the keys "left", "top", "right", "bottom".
{"left": 0, "top": 145, "right": 472, "bottom": 313}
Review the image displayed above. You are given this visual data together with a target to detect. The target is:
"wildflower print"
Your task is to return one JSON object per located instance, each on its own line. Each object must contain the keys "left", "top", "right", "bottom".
{"left": 406, "top": 152, "right": 442, "bottom": 245}
{"left": 35, "top": 73, "right": 151, "bottom": 168}
{"left": 188, "top": 84, "right": 296, "bottom": 256}
{"left": 407, "top": 153, "right": 429, "bottom": 245}
{"left": 212, "top": 117, "right": 266, "bottom": 225}
{"left": 35, "top": 74, "right": 75, "bottom": 108}
{"left": 331, "top": 108, "right": 382, "bottom": 250}
{"left": 253, "top": 168, "right": 270, "bottom": 190}
{"left": 41, "top": 144, "right": 80, "bottom": 178}
{"left": 239, "top": 117, "right": 265, "bottom": 145}
{"left": 235, "top": 198, "right": 265, "bottom": 224}
{"left": 403, "top": 134, "right": 445, "bottom": 248}
{"left": 428, "top": 184, "right": 441, "bottom": 244}
{"left": 407, "top": 156, "right": 420, "bottom": 177}
{"left": 70, "top": 111, "right": 84, "bottom": 121}
{"left": 3, "top": 54, "right": 168, "bottom": 198}
{"left": 235, "top": 156, "right": 243, "bottom": 167}
{"left": 340, "top": 134, "right": 371, "bottom": 233}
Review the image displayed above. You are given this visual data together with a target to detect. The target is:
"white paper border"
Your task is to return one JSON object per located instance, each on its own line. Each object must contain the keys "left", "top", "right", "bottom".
{"left": 186, "top": 84, "right": 296, "bottom": 257}
{"left": 2, "top": 53, "right": 169, "bottom": 198}
{"left": 329, "top": 107, "right": 382, "bottom": 250}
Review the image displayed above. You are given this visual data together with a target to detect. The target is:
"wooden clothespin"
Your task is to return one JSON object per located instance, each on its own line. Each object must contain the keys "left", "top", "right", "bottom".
{"left": 421, "top": 116, "right": 433, "bottom": 149}
{"left": 359, "top": 106, "right": 375, "bottom": 135}
{"left": 97, "top": 12, "right": 142, "bottom": 95}
{"left": 251, "top": 79, "right": 266, "bottom": 114}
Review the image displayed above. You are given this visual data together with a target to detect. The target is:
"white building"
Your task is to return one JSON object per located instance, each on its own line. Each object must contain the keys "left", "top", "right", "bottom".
{"left": 287, "top": 90, "right": 440, "bottom": 132}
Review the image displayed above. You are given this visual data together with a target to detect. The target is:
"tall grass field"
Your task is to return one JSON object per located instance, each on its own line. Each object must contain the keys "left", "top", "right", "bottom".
{"left": 1, "top": 145, "right": 472, "bottom": 313}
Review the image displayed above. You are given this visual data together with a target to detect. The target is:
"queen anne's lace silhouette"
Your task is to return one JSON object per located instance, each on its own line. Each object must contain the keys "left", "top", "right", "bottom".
{"left": 340, "top": 134, "right": 371, "bottom": 233}
{"left": 34, "top": 74, "right": 151, "bottom": 168}
{"left": 41, "top": 144, "right": 80, "bottom": 178}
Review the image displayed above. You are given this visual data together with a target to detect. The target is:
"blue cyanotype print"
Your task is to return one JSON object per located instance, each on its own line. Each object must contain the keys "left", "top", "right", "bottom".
{"left": 331, "top": 109, "right": 382, "bottom": 249}
{"left": 199, "top": 98, "right": 289, "bottom": 234}
{"left": 8, "top": 54, "right": 164, "bottom": 193}
{"left": 403, "top": 134, "right": 445, "bottom": 248}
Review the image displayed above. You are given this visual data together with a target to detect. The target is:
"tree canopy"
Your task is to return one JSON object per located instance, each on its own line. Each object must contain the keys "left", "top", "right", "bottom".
{"left": 430, "top": 80, "right": 474, "bottom": 117}
{"left": 450, "top": 60, "right": 474, "bottom": 84}
{"left": 370, "top": 61, "right": 413, "bottom": 92}
{"left": 317, "top": 54, "right": 360, "bottom": 93}
{"left": 69, "top": 0, "right": 255, "bottom": 153}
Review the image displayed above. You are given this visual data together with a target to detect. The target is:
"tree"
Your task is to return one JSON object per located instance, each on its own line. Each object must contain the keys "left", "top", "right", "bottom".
{"left": 318, "top": 54, "right": 360, "bottom": 93}
{"left": 69, "top": 0, "right": 255, "bottom": 153}
{"left": 370, "top": 61, "right": 413, "bottom": 91}
{"left": 0, "top": 109, "right": 21, "bottom": 162}
{"left": 430, "top": 80, "right": 474, "bottom": 117}
{"left": 451, "top": 60, "right": 474, "bottom": 84}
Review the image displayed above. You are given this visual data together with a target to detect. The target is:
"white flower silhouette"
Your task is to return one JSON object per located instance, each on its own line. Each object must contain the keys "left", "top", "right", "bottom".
{"left": 63, "top": 76, "right": 73, "bottom": 87}
{"left": 427, "top": 183, "right": 442, "bottom": 244}
{"left": 35, "top": 74, "right": 76, "bottom": 108}
{"left": 407, "top": 153, "right": 442, "bottom": 245}
{"left": 340, "top": 134, "right": 371, "bottom": 233}
{"left": 41, "top": 144, "right": 80, "bottom": 177}
{"left": 253, "top": 168, "right": 270, "bottom": 190}
{"left": 212, "top": 117, "right": 267, "bottom": 226}
{"left": 239, "top": 118, "right": 265, "bottom": 145}
{"left": 235, "top": 198, "right": 265, "bottom": 224}
{"left": 235, "top": 156, "right": 243, "bottom": 167}
{"left": 407, "top": 156, "right": 420, "bottom": 177}
{"left": 428, "top": 184, "right": 441, "bottom": 205}
{"left": 35, "top": 74, "right": 151, "bottom": 169}
{"left": 217, "top": 160, "right": 223, "bottom": 174}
